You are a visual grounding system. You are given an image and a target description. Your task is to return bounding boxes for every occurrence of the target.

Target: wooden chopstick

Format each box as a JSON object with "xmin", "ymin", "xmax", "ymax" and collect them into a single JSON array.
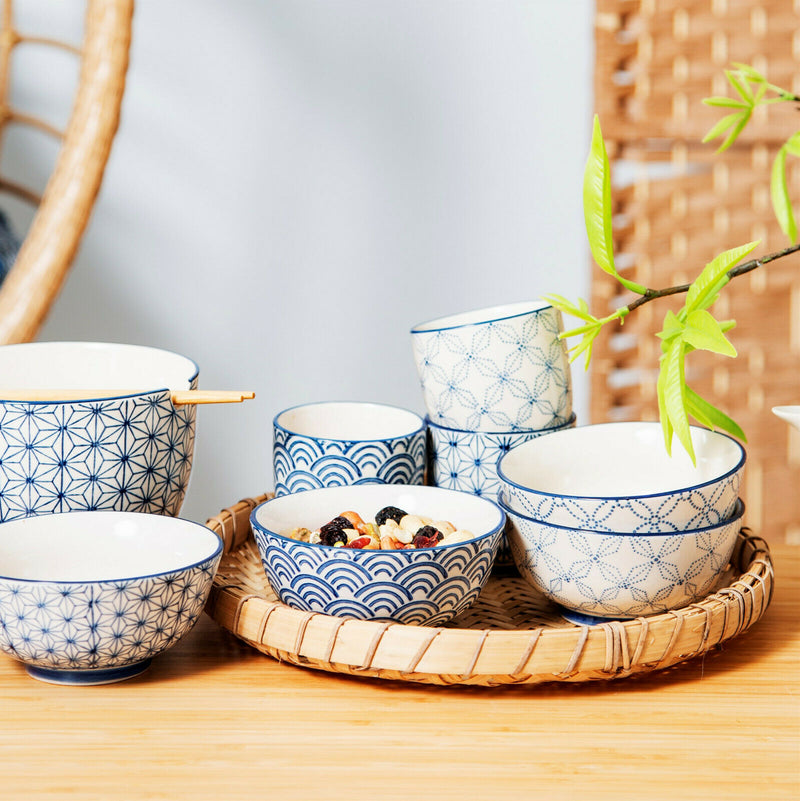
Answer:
[{"xmin": 0, "ymin": 390, "xmax": 255, "ymax": 405}]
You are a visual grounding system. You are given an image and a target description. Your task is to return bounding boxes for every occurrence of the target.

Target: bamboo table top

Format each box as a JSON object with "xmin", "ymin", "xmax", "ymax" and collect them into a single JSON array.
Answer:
[{"xmin": 2, "ymin": 544, "xmax": 798, "ymax": 801}]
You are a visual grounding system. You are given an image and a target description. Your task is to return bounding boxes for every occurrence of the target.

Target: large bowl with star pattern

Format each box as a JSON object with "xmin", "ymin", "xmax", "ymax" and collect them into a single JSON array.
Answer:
[
  {"xmin": 0, "ymin": 342, "xmax": 199, "ymax": 522},
  {"xmin": 0, "ymin": 510, "xmax": 222, "ymax": 684},
  {"xmin": 500, "ymin": 496, "xmax": 744, "ymax": 620},
  {"xmin": 410, "ymin": 301, "xmax": 572, "ymax": 433},
  {"xmin": 497, "ymin": 422, "xmax": 745, "ymax": 532}
]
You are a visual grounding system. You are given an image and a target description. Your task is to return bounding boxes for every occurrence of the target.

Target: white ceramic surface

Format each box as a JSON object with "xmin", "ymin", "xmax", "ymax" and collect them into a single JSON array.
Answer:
[
  {"xmin": 251, "ymin": 484, "xmax": 504, "ymax": 625},
  {"xmin": 0, "ymin": 511, "xmax": 222, "ymax": 684},
  {"xmin": 498, "ymin": 422, "xmax": 745, "ymax": 532},
  {"xmin": 410, "ymin": 301, "xmax": 572, "ymax": 433},
  {"xmin": 273, "ymin": 401, "xmax": 426, "ymax": 496},
  {"xmin": 502, "ymin": 497, "xmax": 744, "ymax": 620},
  {"xmin": 0, "ymin": 342, "xmax": 199, "ymax": 521}
]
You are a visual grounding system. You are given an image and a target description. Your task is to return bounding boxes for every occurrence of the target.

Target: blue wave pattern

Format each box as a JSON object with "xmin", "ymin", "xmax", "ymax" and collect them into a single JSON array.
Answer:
[
  {"xmin": 412, "ymin": 307, "xmax": 572, "ymax": 432},
  {"xmin": 0, "ymin": 383, "xmax": 197, "ymax": 523},
  {"xmin": 501, "ymin": 470, "xmax": 741, "ymax": 533},
  {"xmin": 0, "ymin": 556, "xmax": 219, "ymax": 671},
  {"xmin": 507, "ymin": 515, "xmax": 739, "ymax": 618},
  {"xmin": 254, "ymin": 527, "xmax": 502, "ymax": 625},
  {"xmin": 273, "ymin": 428, "xmax": 426, "ymax": 497}
]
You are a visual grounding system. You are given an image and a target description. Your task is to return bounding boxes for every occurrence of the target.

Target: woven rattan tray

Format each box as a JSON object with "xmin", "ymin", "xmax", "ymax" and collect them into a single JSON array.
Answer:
[{"xmin": 204, "ymin": 493, "xmax": 774, "ymax": 686}]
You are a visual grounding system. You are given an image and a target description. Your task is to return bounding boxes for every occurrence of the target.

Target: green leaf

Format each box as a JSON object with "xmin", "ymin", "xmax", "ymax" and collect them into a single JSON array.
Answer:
[
  {"xmin": 702, "ymin": 111, "xmax": 744, "ymax": 144},
  {"xmin": 686, "ymin": 241, "xmax": 760, "ymax": 312},
  {"xmin": 726, "ymin": 69, "xmax": 754, "ymax": 105},
  {"xmin": 785, "ymin": 132, "xmax": 800, "ymax": 158},
  {"xmin": 771, "ymin": 146, "xmax": 797, "ymax": 243},
  {"xmin": 685, "ymin": 386, "xmax": 747, "ymax": 441},
  {"xmin": 683, "ymin": 309, "xmax": 737, "ymax": 357},
  {"xmin": 702, "ymin": 96, "xmax": 749, "ymax": 109},
  {"xmin": 731, "ymin": 63, "xmax": 766, "ymax": 84},
  {"xmin": 660, "ymin": 338, "xmax": 694, "ymax": 463},
  {"xmin": 717, "ymin": 109, "xmax": 751, "ymax": 153},
  {"xmin": 542, "ymin": 293, "xmax": 596, "ymax": 322},
  {"xmin": 583, "ymin": 115, "xmax": 616, "ymax": 278},
  {"xmin": 566, "ymin": 325, "xmax": 601, "ymax": 370},
  {"xmin": 656, "ymin": 309, "xmax": 684, "ymax": 346},
  {"xmin": 656, "ymin": 354, "xmax": 673, "ymax": 455}
]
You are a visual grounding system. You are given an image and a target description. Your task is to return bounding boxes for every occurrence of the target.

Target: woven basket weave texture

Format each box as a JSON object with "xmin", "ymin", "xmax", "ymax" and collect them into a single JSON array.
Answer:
[{"xmin": 592, "ymin": 0, "xmax": 800, "ymax": 543}]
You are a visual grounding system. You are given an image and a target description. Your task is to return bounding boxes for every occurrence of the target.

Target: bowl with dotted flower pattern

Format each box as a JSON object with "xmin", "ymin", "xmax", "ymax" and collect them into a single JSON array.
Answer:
[
  {"xmin": 410, "ymin": 301, "xmax": 572, "ymax": 433},
  {"xmin": 0, "ymin": 511, "xmax": 222, "ymax": 684}
]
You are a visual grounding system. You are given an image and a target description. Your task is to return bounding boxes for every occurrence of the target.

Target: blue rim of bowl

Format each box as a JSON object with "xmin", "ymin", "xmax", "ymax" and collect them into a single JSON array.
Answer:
[
  {"xmin": 496, "ymin": 421, "xmax": 746, "ymax": 502},
  {"xmin": 0, "ymin": 512, "xmax": 222, "ymax": 584},
  {"xmin": 250, "ymin": 488, "xmax": 506, "ymax": 553},
  {"xmin": 410, "ymin": 300, "xmax": 554, "ymax": 335},
  {"xmin": 425, "ymin": 412, "xmax": 577, "ymax": 437},
  {"xmin": 497, "ymin": 495, "xmax": 746, "ymax": 537},
  {"xmin": 273, "ymin": 401, "xmax": 426, "ymax": 444},
  {"xmin": 0, "ymin": 341, "xmax": 200, "ymax": 405}
]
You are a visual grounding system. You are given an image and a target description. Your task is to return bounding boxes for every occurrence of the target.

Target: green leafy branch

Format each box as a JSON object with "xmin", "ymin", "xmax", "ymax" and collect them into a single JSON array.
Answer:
[{"xmin": 546, "ymin": 64, "xmax": 800, "ymax": 463}]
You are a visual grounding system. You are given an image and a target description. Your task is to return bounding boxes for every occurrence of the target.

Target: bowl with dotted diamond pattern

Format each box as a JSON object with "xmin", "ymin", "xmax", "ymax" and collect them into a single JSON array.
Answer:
[{"xmin": 0, "ymin": 511, "xmax": 222, "ymax": 684}]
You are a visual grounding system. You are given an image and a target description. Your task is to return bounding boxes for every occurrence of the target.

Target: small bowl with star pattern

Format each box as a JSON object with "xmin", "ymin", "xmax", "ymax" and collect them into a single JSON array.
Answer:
[
  {"xmin": 410, "ymin": 301, "xmax": 573, "ymax": 433},
  {"xmin": 497, "ymin": 421, "xmax": 745, "ymax": 533},
  {"xmin": 499, "ymin": 496, "xmax": 744, "ymax": 621},
  {"xmin": 0, "ymin": 510, "xmax": 222, "ymax": 684},
  {"xmin": 0, "ymin": 341, "xmax": 200, "ymax": 522}
]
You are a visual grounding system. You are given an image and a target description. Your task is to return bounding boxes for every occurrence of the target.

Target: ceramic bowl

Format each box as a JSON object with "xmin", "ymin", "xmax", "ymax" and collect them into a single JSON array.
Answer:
[
  {"xmin": 273, "ymin": 401, "xmax": 426, "ymax": 496},
  {"xmin": 0, "ymin": 342, "xmax": 199, "ymax": 522},
  {"xmin": 410, "ymin": 301, "xmax": 572, "ymax": 433},
  {"xmin": 501, "ymin": 497, "xmax": 744, "ymax": 620},
  {"xmin": 251, "ymin": 484, "xmax": 505, "ymax": 625},
  {"xmin": 0, "ymin": 511, "xmax": 222, "ymax": 684},
  {"xmin": 498, "ymin": 422, "xmax": 745, "ymax": 532}
]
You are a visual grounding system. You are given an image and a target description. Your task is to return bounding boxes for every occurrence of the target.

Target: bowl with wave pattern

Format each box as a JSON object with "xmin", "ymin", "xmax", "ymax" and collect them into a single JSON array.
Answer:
[
  {"xmin": 497, "ymin": 422, "xmax": 745, "ymax": 532},
  {"xmin": 273, "ymin": 402, "xmax": 426, "ymax": 496},
  {"xmin": 251, "ymin": 484, "xmax": 504, "ymax": 625}
]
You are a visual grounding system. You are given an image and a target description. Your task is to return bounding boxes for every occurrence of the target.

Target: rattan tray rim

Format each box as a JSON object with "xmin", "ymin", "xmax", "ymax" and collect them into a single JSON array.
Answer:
[{"xmin": 203, "ymin": 493, "xmax": 774, "ymax": 687}]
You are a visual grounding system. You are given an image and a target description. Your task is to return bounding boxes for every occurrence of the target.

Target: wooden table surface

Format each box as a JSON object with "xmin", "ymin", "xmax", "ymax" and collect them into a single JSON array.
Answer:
[{"xmin": 2, "ymin": 544, "xmax": 798, "ymax": 801}]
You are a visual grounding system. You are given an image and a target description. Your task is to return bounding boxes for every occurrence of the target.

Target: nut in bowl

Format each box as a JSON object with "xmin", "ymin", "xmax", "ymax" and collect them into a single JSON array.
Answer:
[
  {"xmin": 250, "ymin": 484, "xmax": 505, "ymax": 625},
  {"xmin": 500, "ymin": 496, "xmax": 745, "ymax": 621},
  {"xmin": 0, "ymin": 511, "xmax": 223, "ymax": 684},
  {"xmin": 0, "ymin": 341, "xmax": 200, "ymax": 521},
  {"xmin": 498, "ymin": 421, "xmax": 745, "ymax": 532}
]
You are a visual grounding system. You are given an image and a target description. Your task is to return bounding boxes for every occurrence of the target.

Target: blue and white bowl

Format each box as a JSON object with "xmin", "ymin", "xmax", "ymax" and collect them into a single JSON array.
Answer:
[
  {"xmin": 498, "ymin": 422, "xmax": 745, "ymax": 532},
  {"xmin": 0, "ymin": 342, "xmax": 199, "ymax": 522},
  {"xmin": 0, "ymin": 511, "xmax": 222, "ymax": 684},
  {"xmin": 410, "ymin": 301, "xmax": 572, "ymax": 433},
  {"xmin": 501, "ymin": 497, "xmax": 744, "ymax": 620},
  {"xmin": 251, "ymin": 484, "xmax": 505, "ymax": 625},
  {"xmin": 273, "ymin": 401, "xmax": 426, "ymax": 496}
]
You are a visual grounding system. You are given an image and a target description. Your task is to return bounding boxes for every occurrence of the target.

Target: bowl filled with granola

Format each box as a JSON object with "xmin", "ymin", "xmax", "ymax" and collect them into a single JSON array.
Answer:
[{"xmin": 250, "ymin": 484, "xmax": 505, "ymax": 625}]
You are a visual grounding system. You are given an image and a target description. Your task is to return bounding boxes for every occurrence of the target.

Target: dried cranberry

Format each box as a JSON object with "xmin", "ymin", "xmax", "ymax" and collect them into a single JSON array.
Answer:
[{"xmin": 412, "ymin": 525, "xmax": 444, "ymax": 549}]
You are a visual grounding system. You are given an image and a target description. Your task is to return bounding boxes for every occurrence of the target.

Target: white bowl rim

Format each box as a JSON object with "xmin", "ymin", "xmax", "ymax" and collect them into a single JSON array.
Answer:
[
  {"xmin": 498, "ymin": 495, "xmax": 746, "ymax": 537},
  {"xmin": 0, "ymin": 511, "xmax": 222, "ymax": 584},
  {"xmin": 496, "ymin": 421, "xmax": 746, "ymax": 501},
  {"xmin": 273, "ymin": 401, "xmax": 425, "ymax": 442},
  {"xmin": 251, "ymin": 485, "xmax": 505, "ymax": 552},
  {"xmin": 0, "ymin": 341, "xmax": 200, "ymax": 404},
  {"xmin": 425, "ymin": 412, "xmax": 577, "ymax": 437},
  {"xmin": 410, "ymin": 300, "xmax": 553, "ymax": 335}
]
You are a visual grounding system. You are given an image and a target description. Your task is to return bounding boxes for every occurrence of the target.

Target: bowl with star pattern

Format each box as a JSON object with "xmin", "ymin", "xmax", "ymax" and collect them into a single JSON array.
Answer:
[
  {"xmin": 500, "ymin": 496, "xmax": 744, "ymax": 620},
  {"xmin": 0, "ymin": 342, "xmax": 200, "ymax": 522},
  {"xmin": 497, "ymin": 422, "xmax": 745, "ymax": 532},
  {"xmin": 0, "ymin": 510, "xmax": 222, "ymax": 684},
  {"xmin": 410, "ymin": 301, "xmax": 573, "ymax": 433}
]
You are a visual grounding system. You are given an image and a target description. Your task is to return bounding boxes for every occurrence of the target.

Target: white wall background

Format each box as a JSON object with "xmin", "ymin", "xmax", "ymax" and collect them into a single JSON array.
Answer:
[{"xmin": 19, "ymin": 1, "xmax": 594, "ymax": 522}]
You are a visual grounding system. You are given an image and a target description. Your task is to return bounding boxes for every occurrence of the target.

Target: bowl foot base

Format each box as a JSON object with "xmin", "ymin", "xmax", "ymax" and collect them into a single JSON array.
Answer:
[
  {"xmin": 558, "ymin": 608, "xmax": 628, "ymax": 626},
  {"xmin": 25, "ymin": 659, "xmax": 153, "ymax": 686}
]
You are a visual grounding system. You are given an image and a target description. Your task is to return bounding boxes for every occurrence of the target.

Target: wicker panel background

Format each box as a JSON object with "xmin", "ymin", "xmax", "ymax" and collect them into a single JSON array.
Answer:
[{"xmin": 591, "ymin": 0, "xmax": 800, "ymax": 543}]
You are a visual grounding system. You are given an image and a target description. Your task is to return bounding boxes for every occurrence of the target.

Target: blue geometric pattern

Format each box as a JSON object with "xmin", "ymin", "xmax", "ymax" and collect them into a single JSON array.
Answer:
[
  {"xmin": 500, "ymin": 468, "xmax": 742, "ymax": 533},
  {"xmin": 504, "ymin": 502, "xmax": 742, "ymax": 619},
  {"xmin": 273, "ymin": 426, "xmax": 426, "ymax": 497},
  {"xmin": 252, "ymin": 519, "xmax": 503, "ymax": 626},
  {"xmin": 0, "ymin": 555, "xmax": 220, "ymax": 677},
  {"xmin": 0, "ymin": 386, "xmax": 197, "ymax": 522},
  {"xmin": 411, "ymin": 305, "xmax": 572, "ymax": 432}
]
